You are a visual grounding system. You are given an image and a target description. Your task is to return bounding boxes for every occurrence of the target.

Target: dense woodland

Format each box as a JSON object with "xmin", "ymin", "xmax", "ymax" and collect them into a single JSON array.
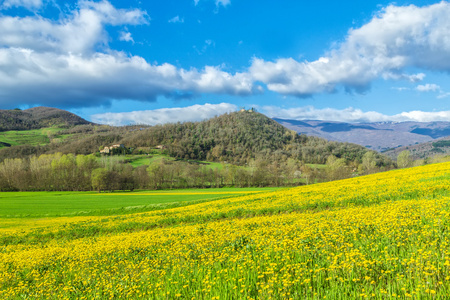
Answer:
[
  {"xmin": 121, "ymin": 110, "xmax": 392, "ymax": 165},
  {"xmin": 0, "ymin": 108, "xmax": 398, "ymax": 191}
]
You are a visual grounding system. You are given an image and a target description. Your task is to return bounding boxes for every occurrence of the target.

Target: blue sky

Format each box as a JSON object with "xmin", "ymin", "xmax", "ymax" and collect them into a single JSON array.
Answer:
[{"xmin": 2, "ymin": 0, "xmax": 450, "ymax": 125}]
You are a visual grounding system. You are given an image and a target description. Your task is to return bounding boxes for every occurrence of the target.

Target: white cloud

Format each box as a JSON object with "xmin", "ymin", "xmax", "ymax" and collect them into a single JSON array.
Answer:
[
  {"xmin": 0, "ymin": 49, "xmax": 256, "ymax": 107},
  {"xmin": 383, "ymin": 72, "xmax": 425, "ymax": 82},
  {"xmin": 168, "ymin": 15, "xmax": 184, "ymax": 23},
  {"xmin": 78, "ymin": 0, "xmax": 149, "ymax": 26},
  {"xmin": 93, "ymin": 103, "xmax": 450, "ymax": 125},
  {"xmin": 437, "ymin": 92, "xmax": 450, "ymax": 99},
  {"xmin": 263, "ymin": 106, "xmax": 450, "ymax": 123},
  {"xmin": 391, "ymin": 87, "xmax": 410, "ymax": 91},
  {"xmin": 416, "ymin": 83, "xmax": 440, "ymax": 92},
  {"xmin": 0, "ymin": 1, "xmax": 255, "ymax": 108},
  {"xmin": 2, "ymin": 0, "xmax": 42, "ymax": 10},
  {"xmin": 0, "ymin": 1, "xmax": 148, "ymax": 54},
  {"xmin": 91, "ymin": 103, "xmax": 238, "ymax": 126},
  {"xmin": 250, "ymin": 2, "xmax": 450, "ymax": 96},
  {"xmin": 215, "ymin": 0, "xmax": 230, "ymax": 7},
  {"xmin": 119, "ymin": 31, "xmax": 134, "ymax": 43},
  {"xmin": 5, "ymin": 0, "xmax": 450, "ymax": 109},
  {"xmin": 407, "ymin": 73, "xmax": 426, "ymax": 82}
]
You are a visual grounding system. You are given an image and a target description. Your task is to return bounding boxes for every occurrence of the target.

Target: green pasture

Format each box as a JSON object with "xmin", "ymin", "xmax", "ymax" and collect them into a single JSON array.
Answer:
[
  {"xmin": 0, "ymin": 187, "xmax": 280, "ymax": 218},
  {"xmin": 0, "ymin": 127, "xmax": 67, "ymax": 148},
  {"xmin": 128, "ymin": 154, "xmax": 226, "ymax": 170},
  {"xmin": 127, "ymin": 154, "xmax": 175, "ymax": 167},
  {"xmin": 306, "ymin": 163, "xmax": 327, "ymax": 169}
]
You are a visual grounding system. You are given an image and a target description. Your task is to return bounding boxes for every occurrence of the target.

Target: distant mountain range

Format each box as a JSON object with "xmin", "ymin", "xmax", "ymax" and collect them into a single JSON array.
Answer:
[
  {"xmin": 273, "ymin": 118, "xmax": 450, "ymax": 152},
  {"xmin": 380, "ymin": 137, "xmax": 450, "ymax": 160}
]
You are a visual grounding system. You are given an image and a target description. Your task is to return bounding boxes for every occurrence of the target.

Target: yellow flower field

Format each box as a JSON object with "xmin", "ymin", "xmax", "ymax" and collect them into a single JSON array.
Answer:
[{"xmin": 2, "ymin": 162, "xmax": 450, "ymax": 299}]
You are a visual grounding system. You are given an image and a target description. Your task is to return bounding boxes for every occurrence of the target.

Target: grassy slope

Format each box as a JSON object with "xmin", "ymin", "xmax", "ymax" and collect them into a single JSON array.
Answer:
[
  {"xmin": 2, "ymin": 163, "xmax": 450, "ymax": 299},
  {"xmin": 0, "ymin": 127, "xmax": 69, "ymax": 148},
  {"xmin": 127, "ymin": 153, "xmax": 176, "ymax": 167},
  {"xmin": 127, "ymin": 153, "xmax": 254, "ymax": 171}
]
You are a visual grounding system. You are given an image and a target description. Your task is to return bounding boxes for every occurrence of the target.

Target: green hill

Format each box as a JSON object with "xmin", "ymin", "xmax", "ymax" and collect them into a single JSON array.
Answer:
[
  {"xmin": 0, "ymin": 106, "xmax": 92, "ymax": 132},
  {"xmin": 0, "ymin": 109, "xmax": 397, "ymax": 191},
  {"xmin": 121, "ymin": 110, "xmax": 391, "ymax": 166},
  {"xmin": 0, "ymin": 109, "xmax": 392, "ymax": 168}
]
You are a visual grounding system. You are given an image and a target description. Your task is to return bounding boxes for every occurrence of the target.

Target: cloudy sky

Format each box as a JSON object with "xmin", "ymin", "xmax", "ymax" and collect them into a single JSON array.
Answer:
[{"xmin": 2, "ymin": 0, "xmax": 450, "ymax": 125}]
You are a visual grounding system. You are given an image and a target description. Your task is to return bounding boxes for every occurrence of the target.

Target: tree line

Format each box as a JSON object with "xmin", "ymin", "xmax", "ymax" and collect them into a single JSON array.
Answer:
[
  {"xmin": 0, "ymin": 153, "xmax": 310, "ymax": 192},
  {"xmin": 0, "ymin": 149, "xmax": 401, "ymax": 192}
]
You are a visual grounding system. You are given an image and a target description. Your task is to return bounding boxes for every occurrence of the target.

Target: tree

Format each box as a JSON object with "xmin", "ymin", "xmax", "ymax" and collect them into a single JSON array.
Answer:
[
  {"xmin": 326, "ymin": 155, "xmax": 350, "ymax": 181},
  {"xmin": 29, "ymin": 154, "xmax": 55, "ymax": 191},
  {"xmin": 361, "ymin": 152, "xmax": 377, "ymax": 174},
  {"xmin": 397, "ymin": 150, "xmax": 412, "ymax": 168},
  {"xmin": 91, "ymin": 168, "xmax": 109, "ymax": 192},
  {"xmin": 76, "ymin": 154, "xmax": 99, "ymax": 190},
  {"xmin": 0, "ymin": 158, "xmax": 30, "ymax": 191},
  {"xmin": 51, "ymin": 153, "xmax": 77, "ymax": 190}
]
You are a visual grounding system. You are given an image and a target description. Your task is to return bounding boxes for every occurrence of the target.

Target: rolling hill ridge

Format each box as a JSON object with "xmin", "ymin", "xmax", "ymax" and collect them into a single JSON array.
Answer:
[
  {"xmin": 0, "ymin": 107, "xmax": 92, "ymax": 132},
  {"xmin": 0, "ymin": 108, "xmax": 391, "ymax": 167}
]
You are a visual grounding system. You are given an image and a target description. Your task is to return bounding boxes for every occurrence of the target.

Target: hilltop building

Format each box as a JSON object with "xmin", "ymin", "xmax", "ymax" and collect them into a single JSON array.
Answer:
[{"xmin": 100, "ymin": 144, "xmax": 125, "ymax": 154}]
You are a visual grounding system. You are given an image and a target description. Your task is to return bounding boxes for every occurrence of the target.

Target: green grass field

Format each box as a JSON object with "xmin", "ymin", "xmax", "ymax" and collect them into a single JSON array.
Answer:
[
  {"xmin": 0, "ymin": 187, "xmax": 281, "ymax": 218},
  {"xmin": 3, "ymin": 163, "xmax": 450, "ymax": 298},
  {"xmin": 0, "ymin": 127, "xmax": 67, "ymax": 148}
]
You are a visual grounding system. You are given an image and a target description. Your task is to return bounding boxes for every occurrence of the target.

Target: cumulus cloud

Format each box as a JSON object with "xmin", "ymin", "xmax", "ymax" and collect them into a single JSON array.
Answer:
[
  {"xmin": 119, "ymin": 31, "xmax": 134, "ymax": 43},
  {"xmin": 2, "ymin": 0, "xmax": 42, "ymax": 10},
  {"xmin": 263, "ymin": 106, "xmax": 450, "ymax": 123},
  {"xmin": 168, "ymin": 15, "xmax": 184, "ymax": 23},
  {"xmin": 0, "ymin": 48, "xmax": 256, "ymax": 107},
  {"xmin": 0, "ymin": 0, "xmax": 255, "ymax": 108},
  {"xmin": 91, "ymin": 103, "xmax": 238, "ymax": 126},
  {"xmin": 4, "ymin": 0, "xmax": 450, "ymax": 109},
  {"xmin": 0, "ymin": 1, "xmax": 148, "ymax": 54},
  {"xmin": 250, "ymin": 2, "xmax": 450, "ymax": 96},
  {"xmin": 416, "ymin": 83, "xmax": 441, "ymax": 92}
]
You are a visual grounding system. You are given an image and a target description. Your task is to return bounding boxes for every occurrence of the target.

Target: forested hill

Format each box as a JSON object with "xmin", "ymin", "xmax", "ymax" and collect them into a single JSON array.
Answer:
[
  {"xmin": 0, "ymin": 109, "xmax": 393, "ymax": 167},
  {"xmin": 0, "ymin": 107, "xmax": 91, "ymax": 131},
  {"xmin": 121, "ymin": 110, "xmax": 391, "ymax": 165}
]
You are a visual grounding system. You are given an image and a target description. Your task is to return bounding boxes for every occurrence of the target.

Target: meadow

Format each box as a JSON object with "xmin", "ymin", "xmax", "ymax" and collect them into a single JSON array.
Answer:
[
  {"xmin": 127, "ymin": 154, "xmax": 225, "ymax": 170},
  {"xmin": 0, "ymin": 127, "xmax": 67, "ymax": 148},
  {"xmin": 2, "ymin": 162, "xmax": 450, "ymax": 299},
  {"xmin": 0, "ymin": 188, "xmax": 279, "ymax": 232}
]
